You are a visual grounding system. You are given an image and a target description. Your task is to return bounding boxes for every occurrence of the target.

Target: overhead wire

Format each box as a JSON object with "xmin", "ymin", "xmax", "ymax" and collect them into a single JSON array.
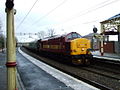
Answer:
[
  {"xmin": 16, "ymin": 0, "xmax": 120, "ymax": 41},
  {"xmin": 16, "ymin": 0, "xmax": 120, "ymax": 33},
  {"xmin": 63, "ymin": 0, "xmax": 120, "ymax": 23},
  {"xmin": 53, "ymin": 0, "xmax": 120, "ymax": 31},
  {"xmin": 16, "ymin": 0, "xmax": 67, "ymax": 36},
  {"xmin": 32, "ymin": 0, "xmax": 67, "ymax": 26},
  {"xmin": 16, "ymin": 0, "xmax": 39, "ymax": 29},
  {"xmin": 30, "ymin": 0, "xmax": 120, "ymax": 29}
]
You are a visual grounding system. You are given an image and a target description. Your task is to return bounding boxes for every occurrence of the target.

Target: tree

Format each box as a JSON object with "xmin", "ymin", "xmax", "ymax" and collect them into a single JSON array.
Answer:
[
  {"xmin": 0, "ymin": 20, "xmax": 2, "ymax": 35},
  {"xmin": 38, "ymin": 31, "xmax": 46, "ymax": 39},
  {"xmin": 15, "ymin": 37, "xmax": 18, "ymax": 47},
  {"xmin": 0, "ymin": 19, "xmax": 4, "ymax": 49},
  {"xmin": 47, "ymin": 28, "xmax": 56, "ymax": 37},
  {"xmin": 0, "ymin": 20, "xmax": 2, "ymax": 32},
  {"xmin": 0, "ymin": 35, "xmax": 4, "ymax": 50}
]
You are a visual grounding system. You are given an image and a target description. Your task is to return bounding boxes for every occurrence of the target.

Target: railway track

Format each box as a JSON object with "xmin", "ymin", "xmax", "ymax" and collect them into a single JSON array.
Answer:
[
  {"xmin": 85, "ymin": 65, "xmax": 120, "ymax": 80},
  {"xmin": 20, "ymin": 47, "xmax": 120, "ymax": 90}
]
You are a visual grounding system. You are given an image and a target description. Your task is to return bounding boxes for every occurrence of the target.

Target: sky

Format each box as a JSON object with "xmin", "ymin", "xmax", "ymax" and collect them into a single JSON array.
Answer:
[{"xmin": 0, "ymin": 0, "xmax": 120, "ymax": 42}]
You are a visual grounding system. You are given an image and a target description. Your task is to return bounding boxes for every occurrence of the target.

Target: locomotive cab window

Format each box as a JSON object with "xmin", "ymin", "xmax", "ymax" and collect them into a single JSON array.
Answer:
[
  {"xmin": 72, "ymin": 33, "xmax": 79, "ymax": 39},
  {"xmin": 77, "ymin": 34, "xmax": 82, "ymax": 38},
  {"xmin": 66, "ymin": 34, "xmax": 72, "ymax": 40},
  {"xmin": 66, "ymin": 32, "xmax": 82, "ymax": 41},
  {"xmin": 72, "ymin": 33, "xmax": 82, "ymax": 38}
]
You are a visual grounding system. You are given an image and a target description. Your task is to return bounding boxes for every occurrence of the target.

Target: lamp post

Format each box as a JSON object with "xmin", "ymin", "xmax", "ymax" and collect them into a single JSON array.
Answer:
[
  {"xmin": 93, "ymin": 26, "xmax": 98, "ymax": 49},
  {"xmin": 5, "ymin": 0, "xmax": 17, "ymax": 90},
  {"xmin": 93, "ymin": 26, "xmax": 104, "ymax": 56}
]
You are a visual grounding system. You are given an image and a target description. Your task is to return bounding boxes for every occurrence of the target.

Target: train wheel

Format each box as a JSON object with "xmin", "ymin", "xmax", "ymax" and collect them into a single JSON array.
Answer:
[
  {"xmin": 85, "ymin": 59, "xmax": 90, "ymax": 65},
  {"xmin": 71, "ymin": 59, "xmax": 83, "ymax": 65}
]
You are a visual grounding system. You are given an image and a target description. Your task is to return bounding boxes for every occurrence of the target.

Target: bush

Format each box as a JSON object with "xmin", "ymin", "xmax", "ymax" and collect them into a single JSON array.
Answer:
[{"xmin": 0, "ymin": 35, "xmax": 4, "ymax": 49}]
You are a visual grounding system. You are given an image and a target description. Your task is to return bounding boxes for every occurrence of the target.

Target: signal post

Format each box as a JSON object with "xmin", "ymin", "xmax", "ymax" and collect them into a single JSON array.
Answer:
[{"xmin": 5, "ymin": 0, "xmax": 17, "ymax": 90}]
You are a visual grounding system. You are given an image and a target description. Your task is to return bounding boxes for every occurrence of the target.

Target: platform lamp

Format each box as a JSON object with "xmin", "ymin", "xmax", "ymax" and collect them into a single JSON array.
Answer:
[
  {"xmin": 93, "ymin": 26, "xmax": 104, "ymax": 56},
  {"xmin": 93, "ymin": 26, "xmax": 98, "ymax": 33},
  {"xmin": 92, "ymin": 26, "xmax": 98, "ymax": 49}
]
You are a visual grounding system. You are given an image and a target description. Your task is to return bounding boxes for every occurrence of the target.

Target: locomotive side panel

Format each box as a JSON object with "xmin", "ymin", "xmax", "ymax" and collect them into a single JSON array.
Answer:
[{"xmin": 39, "ymin": 36, "xmax": 66, "ymax": 54}]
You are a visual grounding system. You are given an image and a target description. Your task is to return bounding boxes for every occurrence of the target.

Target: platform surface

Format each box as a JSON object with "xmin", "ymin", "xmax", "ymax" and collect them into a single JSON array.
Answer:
[
  {"xmin": 92, "ymin": 51, "xmax": 120, "ymax": 61},
  {"xmin": 0, "ymin": 48, "xmax": 100, "ymax": 90},
  {"xmin": 18, "ymin": 48, "xmax": 99, "ymax": 90},
  {"xmin": 0, "ymin": 51, "xmax": 7, "ymax": 90}
]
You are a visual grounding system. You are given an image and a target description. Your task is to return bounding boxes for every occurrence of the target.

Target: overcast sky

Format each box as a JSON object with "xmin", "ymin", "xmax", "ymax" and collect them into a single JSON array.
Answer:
[{"xmin": 0, "ymin": 0, "xmax": 120, "ymax": 42}]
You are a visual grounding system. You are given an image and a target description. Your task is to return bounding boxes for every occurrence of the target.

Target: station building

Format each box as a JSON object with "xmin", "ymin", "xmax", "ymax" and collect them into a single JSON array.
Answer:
[
  {"xmin": 100, "ymin": 13, "xmax": 120, "ymax": 54},
  {"xmin": 83, "ymin": 13, "xmax": 120, "ymax": 54}
]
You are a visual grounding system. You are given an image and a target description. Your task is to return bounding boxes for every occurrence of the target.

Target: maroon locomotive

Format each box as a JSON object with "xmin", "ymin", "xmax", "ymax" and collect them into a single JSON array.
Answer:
[{"xmin": 37, "ymin": 32, "xmax": 92, "ymax": 65}]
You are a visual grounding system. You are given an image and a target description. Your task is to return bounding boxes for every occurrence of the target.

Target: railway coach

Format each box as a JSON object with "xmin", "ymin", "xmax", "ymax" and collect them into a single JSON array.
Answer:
[{"xmin": 37, "ymin": 32, "xmax": 93, "ymax": 65}]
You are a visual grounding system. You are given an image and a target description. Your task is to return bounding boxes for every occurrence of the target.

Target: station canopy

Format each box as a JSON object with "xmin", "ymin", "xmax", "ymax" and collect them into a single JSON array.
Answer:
[
  {"xmin": 100, "ymin": 13, "xmax": 120, "ymax": 35},
  {"xmin": 108, "ymin": 13, "xmax": 120, "ymax": 20}
]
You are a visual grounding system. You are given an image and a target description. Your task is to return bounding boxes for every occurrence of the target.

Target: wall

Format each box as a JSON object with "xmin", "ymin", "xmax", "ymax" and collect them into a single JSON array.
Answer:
[{"xmin": 103, "ymin": 41, "xmax": 114, "ymax": 53}]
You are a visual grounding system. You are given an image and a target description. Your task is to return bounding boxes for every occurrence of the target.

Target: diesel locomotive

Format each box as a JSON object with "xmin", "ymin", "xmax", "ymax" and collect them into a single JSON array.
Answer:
[{"xmin": 35, "ymin": 32, "xmax": 93, "ymax": 65}]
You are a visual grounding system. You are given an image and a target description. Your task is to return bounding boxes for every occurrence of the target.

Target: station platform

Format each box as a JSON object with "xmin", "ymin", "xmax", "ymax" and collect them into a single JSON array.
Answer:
[
  {"xmin": 0, "ymin": 48, "xmax": 99, "ymax": 90},
  {"xmin": 92, "ymin": 51, "xmax": 120, "ymax": 61},
  {"xmin": 0, "ymin": 50, "xmax": 7, "ymax": 90},
  {"xmin": 18, "ymin": 48, "xmax": 99, "ymax": 90}
]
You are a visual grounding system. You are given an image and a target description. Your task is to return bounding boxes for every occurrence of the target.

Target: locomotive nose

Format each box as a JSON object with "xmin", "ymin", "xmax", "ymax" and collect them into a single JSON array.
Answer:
[{"xmin": 70, "ymin": 38, "xmax": 91, "ymax": 55}]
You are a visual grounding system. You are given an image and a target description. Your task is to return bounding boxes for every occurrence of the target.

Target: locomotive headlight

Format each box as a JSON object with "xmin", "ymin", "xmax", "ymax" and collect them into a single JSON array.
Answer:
[{"xmin": 81, "ymin": 48, "xmax": 85, "ymax": 51}]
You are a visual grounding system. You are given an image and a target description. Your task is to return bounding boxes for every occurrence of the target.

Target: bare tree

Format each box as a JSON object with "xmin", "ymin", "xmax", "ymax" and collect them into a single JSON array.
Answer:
[
  {"xmin": 0, "ymin": 33, "xmax": 4, "ymax": 52},
  {"xmin": 0, "ymin": 19, "xmax": 4, "ymax": 50},
  {"xmin": 0, "ymin": 20, "xmax": 2, "ymax": 35},
  {"xmin": 38, "ymin": 31, "xmax": 46, "ymax": 39},
  {"xmin": 47, "ymin": 28, "xmax": 56, "ymax": 37}
]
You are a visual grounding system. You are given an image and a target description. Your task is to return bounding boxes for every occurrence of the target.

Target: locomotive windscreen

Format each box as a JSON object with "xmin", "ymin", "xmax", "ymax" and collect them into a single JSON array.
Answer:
[{"xmin": 66, "ymin": 32, "xmax": 82, "ymax": 40}]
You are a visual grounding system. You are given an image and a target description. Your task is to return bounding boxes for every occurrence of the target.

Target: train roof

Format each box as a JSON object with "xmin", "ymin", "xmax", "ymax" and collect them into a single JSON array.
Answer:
[{"xmin": 41, "ymin": 32, "xmax": 82, "ymax": 41}]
